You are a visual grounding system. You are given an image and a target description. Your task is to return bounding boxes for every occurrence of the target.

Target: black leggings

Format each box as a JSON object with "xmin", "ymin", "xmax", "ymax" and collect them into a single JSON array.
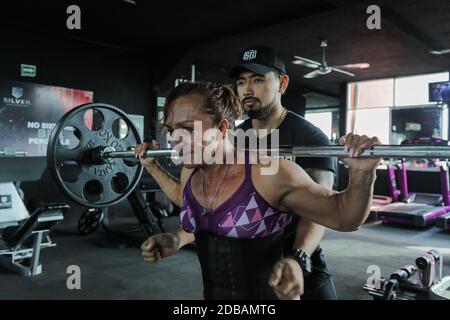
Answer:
[
  {"xmin": 283, "ymin": 233, "xmax": 337, "ymax": 300},
  {"xmin": 302, "ymin": 247, "xmax": 337, "ymax": 300}
]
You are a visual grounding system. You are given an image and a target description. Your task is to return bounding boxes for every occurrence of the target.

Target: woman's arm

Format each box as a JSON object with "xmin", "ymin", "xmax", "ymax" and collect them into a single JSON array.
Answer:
[
  {"xmin": 291, "ymin": 169, "xmax": 334, "ymax": 254},
  {"xmin": 144, "ymin": 162, "xmax": 184, "ymax": 206},
  {"xmin": 136, "ymin": 142, "xmax": 193, "ymax": 207},
  {"xmin": 274, "ymin": 134, "xmax": 380, "ymax": 232},
  {"xmin": 278, "ymin": 164, "xmax": 376, "ymax": 231}
]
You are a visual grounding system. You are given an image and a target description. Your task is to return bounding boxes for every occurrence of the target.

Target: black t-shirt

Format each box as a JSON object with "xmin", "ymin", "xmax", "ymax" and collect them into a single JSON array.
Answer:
[
  {"xmin": 238, "ymin": 110, "xmax": 336, "ymax": 248},
  {"xmin": 238, "ymin": 110, "xmax": 336, "ymax": 173}
]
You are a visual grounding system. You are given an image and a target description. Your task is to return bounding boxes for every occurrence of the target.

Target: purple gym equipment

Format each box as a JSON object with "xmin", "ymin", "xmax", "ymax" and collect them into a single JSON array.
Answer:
[
  {"xmin": 374, "ymin": 162, "xmax": 450, "ymax": 227},
  {"xmin": 397, "ymin": 160, "xmax": 443, "ymax": 206}
]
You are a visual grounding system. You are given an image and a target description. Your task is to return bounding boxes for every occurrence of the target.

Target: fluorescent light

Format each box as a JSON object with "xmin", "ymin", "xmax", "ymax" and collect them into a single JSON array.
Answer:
[{"xmin": 430, "ymin": 49, "xmax": 450, "ymax": 55}]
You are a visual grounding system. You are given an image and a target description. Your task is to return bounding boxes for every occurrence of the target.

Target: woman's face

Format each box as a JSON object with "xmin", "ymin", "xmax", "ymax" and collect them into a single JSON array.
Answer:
[{"xmin": 164, "ymin": 94, "xmax": 222, "ymax": 168}]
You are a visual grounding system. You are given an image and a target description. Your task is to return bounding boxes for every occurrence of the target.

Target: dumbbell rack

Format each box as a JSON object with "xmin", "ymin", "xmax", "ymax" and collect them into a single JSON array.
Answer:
[
  {"xmin": 363, "ymin": 250, "xmax": 447, "ymax": 300},
  {"xmin": 364, "ymin": 278, "xmax": 429, "ymax": 300}
]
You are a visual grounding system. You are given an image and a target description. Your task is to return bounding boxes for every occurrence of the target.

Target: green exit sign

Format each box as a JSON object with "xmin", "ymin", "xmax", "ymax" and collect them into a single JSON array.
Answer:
[
  {"xmin": 21, "ymin": 64, "xmax": 36, "ymax": 77},
  {"xmin": 157, "ymin": 97, "xmax": 166, "ymax": 108}
]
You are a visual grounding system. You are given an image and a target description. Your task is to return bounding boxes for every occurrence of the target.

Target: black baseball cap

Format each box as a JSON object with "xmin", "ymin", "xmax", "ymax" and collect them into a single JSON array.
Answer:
[{"xmin": 228, "ymin": 45, "xmax": 286, "ymax": 78}]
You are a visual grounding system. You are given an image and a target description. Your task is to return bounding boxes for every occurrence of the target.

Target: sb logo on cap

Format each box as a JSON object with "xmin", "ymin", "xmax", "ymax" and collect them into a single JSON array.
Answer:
[{"xmin": 242, "ymin": 50, "xmax": 257, "ymax": 61}]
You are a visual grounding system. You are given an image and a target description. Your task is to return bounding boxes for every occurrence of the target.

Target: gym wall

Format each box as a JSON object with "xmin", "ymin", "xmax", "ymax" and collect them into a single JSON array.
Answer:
[
  {"xmin": 0, "ymin": 24, "xmax": 184, "ymax": 227},
  {"xmin": 0, "ymin": 25, "xmax": 155, "ymax": 122}
]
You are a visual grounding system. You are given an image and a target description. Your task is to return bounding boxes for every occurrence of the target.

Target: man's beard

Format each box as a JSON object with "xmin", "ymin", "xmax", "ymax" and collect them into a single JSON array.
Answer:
[{"xmin": 246, "ymin": 104, "xmax": 275, "ymax": 120}]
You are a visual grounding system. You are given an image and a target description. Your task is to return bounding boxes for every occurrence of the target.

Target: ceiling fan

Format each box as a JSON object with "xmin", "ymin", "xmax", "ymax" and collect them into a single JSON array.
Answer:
[{"xmin": 292, "ymin": 40, "xmax": 370, "ymax": 79}]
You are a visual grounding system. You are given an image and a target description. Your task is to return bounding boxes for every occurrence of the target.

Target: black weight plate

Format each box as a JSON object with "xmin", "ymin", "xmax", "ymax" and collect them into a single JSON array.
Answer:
[{"xmin": 47, "ymin": 103, "xmax": 144, "ymax": 208}]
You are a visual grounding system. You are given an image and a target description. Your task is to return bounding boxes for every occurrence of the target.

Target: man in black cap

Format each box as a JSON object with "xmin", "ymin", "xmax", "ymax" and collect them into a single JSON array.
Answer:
[{"xmin": 230, "ymin": 45, "xmax": 338, "ymax": 300}]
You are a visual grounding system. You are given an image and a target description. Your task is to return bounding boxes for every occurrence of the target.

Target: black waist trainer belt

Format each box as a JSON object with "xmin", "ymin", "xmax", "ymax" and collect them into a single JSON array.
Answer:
[{"xmin": 194, "ymin": 231, "xmax": 284, "ymax": 300}]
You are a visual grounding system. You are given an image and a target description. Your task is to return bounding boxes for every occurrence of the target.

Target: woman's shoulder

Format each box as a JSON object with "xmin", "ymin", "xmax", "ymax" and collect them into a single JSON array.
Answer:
[
  {"xmin": 250, "ymin": 157, "xmax": 307, "ymax": 208},
  {"xmin": 251, "ymin": 156, "xmax": 303, "ymax": 183}
]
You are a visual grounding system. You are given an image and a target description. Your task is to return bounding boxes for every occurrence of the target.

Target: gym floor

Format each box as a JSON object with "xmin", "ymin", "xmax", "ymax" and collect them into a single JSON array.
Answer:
[{"xmin": 1, "ymin": 219, "xmax": 448, "ymax": 300}]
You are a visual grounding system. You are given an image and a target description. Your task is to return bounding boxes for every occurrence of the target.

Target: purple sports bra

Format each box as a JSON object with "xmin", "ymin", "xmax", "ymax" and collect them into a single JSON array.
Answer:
[{"xmin": 180, "ymin": 152, "xmax": 292, "ymax": 239}]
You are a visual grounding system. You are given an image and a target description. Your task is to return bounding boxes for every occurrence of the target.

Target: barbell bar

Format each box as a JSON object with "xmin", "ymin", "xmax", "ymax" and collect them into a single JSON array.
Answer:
[
  {"xmin": 47, "ymin": 102, "xmax": 450, "ymax": 208},
  {"xmin": 100, "ymin": 145, "xmax": 450, "ymax": 162}
]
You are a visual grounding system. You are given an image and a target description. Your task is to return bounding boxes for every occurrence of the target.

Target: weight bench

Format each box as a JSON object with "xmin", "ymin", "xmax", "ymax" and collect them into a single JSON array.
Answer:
[{"xmin": 0, "ymin": 203, "xmax": 69, "ymax": 276}]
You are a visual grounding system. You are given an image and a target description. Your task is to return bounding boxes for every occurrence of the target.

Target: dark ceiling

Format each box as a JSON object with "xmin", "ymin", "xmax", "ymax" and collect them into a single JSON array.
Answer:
[
  {"xmin": 163, "ymin": 0, "xmax": 450, "ymax": 96},
  {"xmin": 1, "ymin": 0, "xmax": 337, "ymax": 48},
  {"xmin": 3, "ymin": 0, "xmax": 450, "ymax": 99}
]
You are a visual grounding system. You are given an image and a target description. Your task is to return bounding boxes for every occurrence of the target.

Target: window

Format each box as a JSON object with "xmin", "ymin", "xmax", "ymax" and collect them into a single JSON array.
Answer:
[
  {"xmin": 391, "ymin": 106, "xmax": 448, "ymax": 144},
  {"xmin": 305, "ymin": 112, "xmax": 332, "ymax": 139},
  {"xmin": 305, "ymin": 109, "xmax": 340, "ymax": 142},
  {"xmin": 346, "ymin": 71, "xmax": 449, "ymax": 144},
  {"xmin": 346, "ymin": 108, "xmax": 390, "ymax": 144},
  {"xmin": 347, "ymin": 78, "xmax": 394, "ymax": 109},
  {"xmin": 394, "ymin": 72, "xmax": 449, "ymax": 107}
]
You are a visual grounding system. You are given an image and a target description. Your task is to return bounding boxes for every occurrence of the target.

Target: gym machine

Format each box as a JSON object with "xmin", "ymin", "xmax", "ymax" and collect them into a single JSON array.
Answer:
[
  {"xmin": 363, "ymin": 249, "xmax": 449, "ymax": 300},
  {"xmin": 0, "ymin": 151, "xmax": 68, "ymax": 276}
]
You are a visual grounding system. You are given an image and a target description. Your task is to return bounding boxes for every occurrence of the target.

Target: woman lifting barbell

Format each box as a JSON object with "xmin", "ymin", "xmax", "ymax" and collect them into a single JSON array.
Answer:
[{"xmin": 136, "ymin": 82, "xmax": 381, "ymax": 300}]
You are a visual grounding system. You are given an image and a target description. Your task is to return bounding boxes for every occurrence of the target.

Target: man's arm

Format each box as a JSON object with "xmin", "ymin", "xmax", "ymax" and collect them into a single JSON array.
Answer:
[{"xmin": 292, "ymin": 169, "xmax": 334, "ymax": 255}]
